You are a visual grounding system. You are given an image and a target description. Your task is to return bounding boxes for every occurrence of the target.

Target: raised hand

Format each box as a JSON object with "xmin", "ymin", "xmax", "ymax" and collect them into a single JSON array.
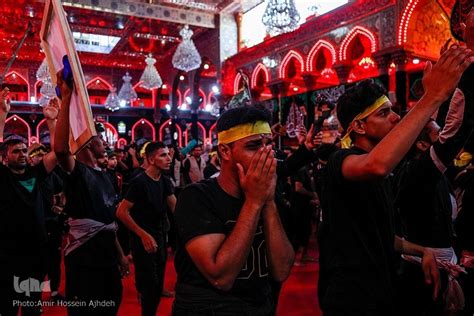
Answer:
[
  {"xmin": 304, "ymin": 124, "xmax": 324, "ymax": 150},
  {"xmin": 236, "ymin": 144, "xmax": 277, "ymax": 205},
  {"xmin": 43, "ymin": 97, "xmax": 60, "ymax": 120},
  {"xmin": 296, "ymin": 124, "xmax": 307, "ymax": 145},
  {"xmin": 0, "ymin": 87, "xmax": 11, "ymax": 113},
  {"xmin": 422, "ymin": 46, "xmax": 474, "ymax": 102}
]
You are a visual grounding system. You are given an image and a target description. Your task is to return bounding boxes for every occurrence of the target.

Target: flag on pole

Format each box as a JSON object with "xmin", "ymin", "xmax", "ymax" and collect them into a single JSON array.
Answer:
[{"xmin": 228, "ymin": 71, "xmax": 252, "ymax": 109}]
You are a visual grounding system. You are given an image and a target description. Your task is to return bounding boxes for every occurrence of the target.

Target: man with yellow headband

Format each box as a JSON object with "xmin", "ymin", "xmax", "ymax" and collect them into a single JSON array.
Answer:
[
  {"xmin": 317, "ymin": 45, "xmax": 474, "ymax": 316},
  {"xmin": 173, "ymin": 107, "xmax": 294, "ymax": 315}
]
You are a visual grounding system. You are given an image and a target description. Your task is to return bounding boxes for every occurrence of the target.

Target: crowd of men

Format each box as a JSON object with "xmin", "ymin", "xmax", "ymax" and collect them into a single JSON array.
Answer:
[{"xmin": 1, "ymin": 8, "xmax": 474, "ymax": 316}]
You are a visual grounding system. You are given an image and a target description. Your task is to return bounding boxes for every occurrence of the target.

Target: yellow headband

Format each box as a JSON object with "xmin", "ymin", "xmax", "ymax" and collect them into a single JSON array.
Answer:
[
  {"xmin": 29, "ymin": 149, "xmax": 46, "ymax": 158},
  {"xmin": 218, "ymin": 121, "xmax": 271, "ymax": 145},
  {"xmin": 454, "ymin": 152, "xmax": 473, "ymax": 168},
  {"xmin": 340, "ymin": 95, "xmax": 390, "ymax": 149}
]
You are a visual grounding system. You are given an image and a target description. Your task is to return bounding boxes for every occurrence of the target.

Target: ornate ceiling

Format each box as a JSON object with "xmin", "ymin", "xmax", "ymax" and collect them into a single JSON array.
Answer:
[{"xmin": 0, "ymin": 0, "xmax": 251, "ymax": 70}]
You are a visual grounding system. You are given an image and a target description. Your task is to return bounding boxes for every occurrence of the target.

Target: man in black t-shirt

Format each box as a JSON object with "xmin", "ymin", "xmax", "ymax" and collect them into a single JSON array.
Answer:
[
  {"xmin": 54, "ymin": 73, "xmax": 129, "ymax": 316},
  {"xmin": 0, "ymin": 89, "xmax": 60, "ymax": 315},
  {"xmin": 173, "ymin": 107, "xmax": 294, "ymax": 315},
  {"xmin": 319, "ymin": 46, "xmax": 474, "ymax": 316},
  {"xmin": 117, "ymin": 141, "xmax": 177, "ymax": 316}
]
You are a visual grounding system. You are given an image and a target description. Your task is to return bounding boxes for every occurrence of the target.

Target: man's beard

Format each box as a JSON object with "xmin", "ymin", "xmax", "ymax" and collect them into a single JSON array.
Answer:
[{"xmin": 8, "ymin": 161, "xmax": 27, "ymax": 171}]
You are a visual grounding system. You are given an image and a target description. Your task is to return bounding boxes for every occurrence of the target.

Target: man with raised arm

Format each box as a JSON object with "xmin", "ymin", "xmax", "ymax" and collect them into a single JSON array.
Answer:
[
  {"xmin": 0, "ymin": 88, "xmax": 59, "ymax": 315},
  {"xmin": 318, "ymin": 45, "xmax": 474, "ymax": 316},
  {"xmin": 54, "ymin": 73, "xmax": 128, "ymax": 316}
]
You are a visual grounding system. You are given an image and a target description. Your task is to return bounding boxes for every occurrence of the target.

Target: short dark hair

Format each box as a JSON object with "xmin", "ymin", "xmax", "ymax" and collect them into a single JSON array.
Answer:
[
  {"xmin": 336, "ymin": 79, "xmax": 386, "ymax": 132},
  {"xmin": 145, "ymin": 141, "xmax": 166, "ymax": 159},
  {"xmin": 217, "ymin": 106, "xmax": 271, "ymax": 133},
  {"xmin": 1, "ymin": 139, "xmax": 26, "ymax": 158}
]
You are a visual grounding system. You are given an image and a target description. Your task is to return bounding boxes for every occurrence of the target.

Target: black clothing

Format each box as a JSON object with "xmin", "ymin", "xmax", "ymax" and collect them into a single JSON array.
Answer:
[
  {"xmin": 126, "ymin": 172, "xmax": 173, "ymax": 237},
  {"xmin": 318, "ymin": 148, "xmax": 397, "ymax": 314},
  {"xmin": 63, "ymin": 161, "xmax": 122, "ymax": 315},
  {"xmin": 64, "ymin": 161, "xmax": 120, "ymax": 267},
  {"xmin": 455, "ymin": 167, "xmax": 474, "ymax": 251},
  {"xmin": 65, "ymin": 263, "xmax": 122, "ymax": 316},
  {"xmin": 0, "ymin": 163, "xmax": 48, "ymax": 257},
  {"xmin": 289, "ymin": 167, "xmax": 314, "ymax": 249},
  {"xmin": 174, "ymin": 178, "xmax": 273, "ymax": 314},
  {"xmin": 0, "ymin": 163, "xmax": 49, "ymax": 316},
  {"xmin": 394, "ymin": 152, "xmax": 454, "ymax": 248},
  {"xmin": 41, "ymin": 167, "xmax": 66, "ymax": 292},
  {"xmin": 125, "ymin": 172, "xmax": 173, "ymax": 315},
  {"xmin": 203, "ymin": 163, "xmax": 219, "ymax": 179},
  {"xmin": 105, "ymin": 168, "xmax": 120, "ymax": 195},
  {"xmin": 131, "ymin": 232, "xmax": 167, "ymax": 316}
]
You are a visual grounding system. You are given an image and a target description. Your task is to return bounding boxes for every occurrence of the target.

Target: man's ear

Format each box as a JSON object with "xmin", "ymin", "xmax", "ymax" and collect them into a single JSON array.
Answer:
[
  {"xmin": 352, "ymin": 120, "xmax": 366, "ymax": 136},
  {"xmin": 218, "ymin": 144, "xmax": 231, "ymax": 161}
]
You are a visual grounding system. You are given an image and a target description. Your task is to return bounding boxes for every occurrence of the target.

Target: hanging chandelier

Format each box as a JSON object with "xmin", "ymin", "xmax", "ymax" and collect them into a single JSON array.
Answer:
[
  {"xmin": 262, "ymin": 0, "xmax": 300, "ymax": 36},
  {"xmin": 36, "ymin": 58, "xmax": 57, "ymax": 106},
  {"xmin": 172, "ymin": 25, "xmax": 202, "ymax": 72},
  {"xmin": 104, "ymin": 87, "xmax": 121, "ymax": 112},
  {"xmin": 140, "ymin": 54, "xmax": 163, "ymax": 90},
  {"xmin": 118, "ymin": 72, "xmax": 137, "ymax": 106}
]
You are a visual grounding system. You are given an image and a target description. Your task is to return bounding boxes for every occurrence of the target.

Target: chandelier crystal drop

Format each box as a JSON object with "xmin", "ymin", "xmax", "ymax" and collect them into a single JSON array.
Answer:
[
  {"xmin": 118, "ymin": 72, "xmax": 137, "ymax": 106},
  {"xmin": 262, "ymin": 0, "xmax": 300, "ymax": 36},
  {"xmin": 36, "ymin": 58, "xmax": 50, "ymax": 82},
  {"xmin": 38, "ymin": 78, "xmax": 56, "ymax": 107},
  {"xmin": 140, "ymin": 54, "xmax": 163, "ymax": 90},
  {"xmin": 104, "ymin": 87, "xmax": 121, "ymax": 112},
  {"xmin": 172, "ymin": 25, "xmax": 202, "ymax": 72},
  {"xmin": 286, "ymin": 102, "xmax": 304, "ymax": 138}
]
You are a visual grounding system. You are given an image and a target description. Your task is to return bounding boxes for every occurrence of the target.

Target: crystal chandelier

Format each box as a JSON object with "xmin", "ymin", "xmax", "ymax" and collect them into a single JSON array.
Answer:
[
  {"xmin": 104, "ymin": 87, "xmax": 121, "ymax": 112},
  {"xmin": 38, "ymin": 79, "xmax": 56, "ymax": 107},
  {"xmin": 286, "ymin": 102, "xmax": 304, "ymax": 138},
  {"xmin": 172, "ymin": 25, "xmax": 202, "ymax": 72},
  {"xmin": 140, "ymin": 54, "xmax": 163, "ymax": 90},
  {"xmin": 118, "ymin": 72, "xmax": 137, "ymax": 106},
  {"xmin": 36, "ymin": 58, "xmax": 57, "ymax": 106},
  {"xmin": 36, "ymin": 58, "xmax": 50, "ymax": 82},
  {"xmin": 262, "ymin": 0, "xmax": 300, "ymax": 36}
]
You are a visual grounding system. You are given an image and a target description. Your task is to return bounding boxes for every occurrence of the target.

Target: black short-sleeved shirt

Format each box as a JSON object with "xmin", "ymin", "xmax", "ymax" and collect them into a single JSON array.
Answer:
[
  {"xmin": 454, "ymin": 168, "xmax": 474, "ymax": 251},
  {"xmin": 63, "ymin": 161, "xmax": 120, "ymax": 267},
  {"xmin": 394, "ymin": 152, "xmax": 454, "ymax": 248},
  {"xmin": 318, "ymin": 147, "xmax": 397, "ymax": 312},
  {"xmin": 0, "ymin": 163, "xmax": 48, "ymax": 266},
  {"xmin": 125, "ymin": 172, "xmax": 173, "ymax": 238},
  {"xmin": 174, "ymin": 178, "xmax": 272, "ymax": 306}
]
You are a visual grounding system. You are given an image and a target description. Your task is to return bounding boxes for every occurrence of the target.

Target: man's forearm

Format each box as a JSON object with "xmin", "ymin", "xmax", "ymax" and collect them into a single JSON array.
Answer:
[
  {"xmin": 0, "ymin": 112, "xmax": 7, "ymax": 142},
  {"xmin": 46, "ymin": 119, "xmax": 57, "ymax": 148},
  {"xmin": 54, "ymin": 93, "xmax": 72, "ymax": 155},
  {"xmin": 117, "ymin": 205, "xmax": 148, "ymax": 239},
  {"xmin": 394, "ymin": 235, "xmax": 425, "ymax": 256},
  {"xmin": 205, "ymin": 200, "xmax": 263, "ymax": 290},
  {"xmin": 367, "ymin": 94, "xmax": 446, "ymax": 176},
  {"xmin": 262, "ymin": 200, "xmax": 294, "ymax": 281}
]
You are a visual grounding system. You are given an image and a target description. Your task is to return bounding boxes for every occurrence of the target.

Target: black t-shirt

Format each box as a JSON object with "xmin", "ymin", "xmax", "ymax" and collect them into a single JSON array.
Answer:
[
  {"xmin": 203, "ymin": 164, "xmax": 219, "ymax": 179},
  {"xmin": 291, "ymin": 166, "xmax": 313, "ymax": 206},
  {"xmin": 174, "ymin": 178, "xmax": 272, "ymax": 306},
  {"xmin": 41, "ymin": 166, "xmax": 65, "ymax": 220},
  {"xmin": 0, "ymin": 163, "xmax": 48, "ymax": 268},
  {"xmin": 454, "ymin": 167, "xmax": 474, "ymax": 251},
  {"xmin": 125, "ymin": 172, "xmax": 173, "ymax": 238},
  {"xmin": 394, "ymin": 152, "xmax": 454, "ymax": 248},
  {"xmin": 318, "ymin": 147, "xmax": 397, "ymax": 312},
  {"xmin": 63, "ymin": 161, "xmax": 119, "ymax": 267}
]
